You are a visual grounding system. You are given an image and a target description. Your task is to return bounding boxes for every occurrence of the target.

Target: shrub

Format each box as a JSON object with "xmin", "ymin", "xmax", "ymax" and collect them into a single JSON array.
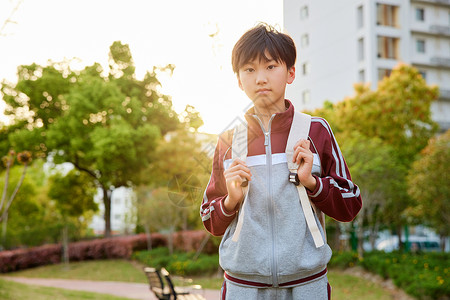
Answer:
[
  {"xmin": 133, "ymin": 248, "xmax": 220, "ymax": 276},
  {"xmin": 331, "ymin": 251, "xmax": 450, "ymax": 300},
  {"xmin": 0, "ymin": 230, "xmax": 215, "ymax": 273},
  {"xmin": 328, "ymin": 251, "xmax": 360, "ymax": 269}
]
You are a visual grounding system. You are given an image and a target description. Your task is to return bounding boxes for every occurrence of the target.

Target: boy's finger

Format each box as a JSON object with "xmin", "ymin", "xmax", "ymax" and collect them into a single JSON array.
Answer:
[{"xmin": 230, "ymin": 158, "xmax": 247, "ymax": 167}]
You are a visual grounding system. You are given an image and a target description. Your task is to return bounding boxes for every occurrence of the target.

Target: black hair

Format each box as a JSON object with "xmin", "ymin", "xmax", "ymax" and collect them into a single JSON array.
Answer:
[{"xmin": 231, "ymin": 23, "xmax": 296, "ymax": 74}]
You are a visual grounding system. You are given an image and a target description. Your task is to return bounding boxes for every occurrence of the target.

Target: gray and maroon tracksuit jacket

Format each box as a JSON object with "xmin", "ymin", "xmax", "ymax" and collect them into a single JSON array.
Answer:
[{"xmin": 200, "ymin": 100, "xmax": 362, "ymax": 287}]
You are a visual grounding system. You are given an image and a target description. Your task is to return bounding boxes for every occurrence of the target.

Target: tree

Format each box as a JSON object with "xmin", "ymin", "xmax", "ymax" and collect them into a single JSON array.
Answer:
[
  {"xmin": 0, "ymin": 41, "xmax": 179, "ymax": 237},
  {"xmin": 339, "ymin": 131, "xmax": 404, "ymax": 256},
  {"xmin": 335, "ymin": 64, "xmax": 438, "ymax": 166},
  {"xmin": 136, "ymin": 186, "xmax": 186, "ymax": 254},
  {"xmin": 0, "ymin": 159, "xmax": 57, "ymax": 249},
  {"xmin": 332, "ymin": 64, "xmax": 438, "ymax": 249},
  {"xmin": 48, "ymin": 169, "xmax": 97, "ymax": 263},
  {"xmin": 407, "ymin": 130, "xmax": 450, "ymax": 250},
  {"xmin": 0, "ymin": 150, "xmax": 32, "ymax": 249},
  {"xmin": 143, "ymin": 105, "xmax": 212, "ymax": 230},
  {"xmin": 0, "ymin": 150, "xmax": 32, "ymax": 221}
]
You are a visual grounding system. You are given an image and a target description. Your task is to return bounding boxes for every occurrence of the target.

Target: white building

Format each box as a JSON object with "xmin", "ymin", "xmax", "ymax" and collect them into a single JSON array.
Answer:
[
  {"xmin": 89, "ymin": 187, "xmax": 136, "ymax": 236},
  {"xmin": 283, "ymin": 0, "xmax": 450, "ymax": 131}
]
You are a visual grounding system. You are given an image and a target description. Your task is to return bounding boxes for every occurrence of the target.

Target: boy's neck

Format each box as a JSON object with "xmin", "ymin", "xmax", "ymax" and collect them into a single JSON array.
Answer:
[{"xmin": 252, "ymin": 101, "xmax": 287, "ymax": 130}]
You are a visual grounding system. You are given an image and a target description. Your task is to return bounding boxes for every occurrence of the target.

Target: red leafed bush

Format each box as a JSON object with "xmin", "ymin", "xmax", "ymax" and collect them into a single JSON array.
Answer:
[
  {"xmin": 173, "ymin": 230, "xmax": 218, "ymax": 254},
  {"xmin": 0, "ymin": 244, "xmax": 61, "ymax": 273},
  {"xmin": 0, "ymin": 230, "xmax": 214, "ymax": 273}
]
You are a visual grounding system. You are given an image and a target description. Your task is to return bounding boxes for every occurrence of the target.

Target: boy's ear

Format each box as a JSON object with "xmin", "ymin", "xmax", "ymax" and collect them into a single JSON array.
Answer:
[
  {"xmin": 287, "ymin": 66, "xmax": 295, "ymax": 84},
  {"xmin": 237, "ymin": 75, "xmax": 244, "ymax": 90}
]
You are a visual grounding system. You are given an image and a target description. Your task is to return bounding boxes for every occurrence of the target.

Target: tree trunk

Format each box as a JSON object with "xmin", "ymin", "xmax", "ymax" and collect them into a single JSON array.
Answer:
[
  {"xmin": 357, "ymin": 209, "xmax": 365, "ymax": 259},
  {"xmin": 62, "ymin": 224, "xmax": 69, "ymax": 268},
  {"xmin": 396, "ymin": 224, "xmax": 403, "ymax": 252},
  {"xmin": 334, "ymin": 220, "xmax": 341, "ymax": 251},
  {"xmin": 440, "ymin": 234, "xmax": 446, "ymax": 252},
  {"xmin": 103, "ymin": 187, "xmax": 112, "ymax": 237},
  {"xmin": 167, "ymin": 227, "xmax": 174, "ymax": 255},
  {"xmin": 1, "ymin": 212, "xmax": 7, "ymax": 250},
  {"xmin": 370, "ymin": 222, "xmax": 380, "ymax": 250}
]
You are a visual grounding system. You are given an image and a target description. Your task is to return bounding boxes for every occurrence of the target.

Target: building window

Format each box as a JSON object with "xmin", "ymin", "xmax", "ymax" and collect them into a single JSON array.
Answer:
[
  {"xmin": 419, "ymin": 70, "xmax": 427, "ymax": 80},
  {"xmin": 377, "ymin": 36, "xmax": 399, "ymax": 59},
  {"xmin": 302, "ymin": 90, "xmax": 310, "ymax": 104},
  {"xmin": 358, "ymin": 38, "xmax": 364, "ymax": 61},
  {"xmin": 300, "ymin": 6, "xmax": 309, "ymax": 20},
  {"xmin": 358, "ymin": 69, "xmax": 365, "ymax": 82},
  {"xmin": 376, "ymin": 4, "xmax": 399, "ymax": 27},
  {"xmin": 302, "ymin": 62, "xmax": 310, "ymax": 75},
  {"xmin": 416, "ymin": 8, "xmax": 425, "ymax": 21},
  {"xmin": 416, "ymin": 39, "xmax": 426, "ymax": 53},
  {"xmin": 301, "ymin": 34, "xmax": 309, "ymax": 48},
  {"xmin": 357, "ymin": 5, "xmax": 364, "ymax": 28},
  {"xmin": 378, "ymin": 68, "xmax": 392, "ymax": 81}
]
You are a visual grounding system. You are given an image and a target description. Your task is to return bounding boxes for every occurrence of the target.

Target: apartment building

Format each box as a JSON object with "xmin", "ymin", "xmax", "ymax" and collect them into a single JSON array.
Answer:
[{"xmin": 283, "ymin": 0, "xmax": 450, "ymax": 131}]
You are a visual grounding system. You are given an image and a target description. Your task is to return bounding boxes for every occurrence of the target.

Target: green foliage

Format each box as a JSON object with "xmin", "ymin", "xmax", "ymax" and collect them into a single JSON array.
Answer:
[
  {"xmin": 311, "ymin": 64, "xmax": 439, "ymax": 236},
  {"xmin": 48, "ymin": 169, "xmax": 98, "ymax": 217},
  {"xmin": 335, "ymin": 64, "xmax": 438, "ymax": 164},
  {"xmin": 136, "ymin": 187, "xmax": 187, "ymax": 233},
  {"xmin": 132, "ymin": 248, "xmax": 219, "ymax": 276},
  {"xmin": 1, "ymin": 41, "xmax": 180, "ymax": 236},
  {"xmin": 1, "ymin": 160, "xmax": 96, "ymax": 249},
  {"xmin": 328, "ymin": 251, "xmax": 361, "ymax": 269},
  {"xmin": 331, "ymin": 251, "xmax": 450, "ymax": 300},
  {"xmin": 407, "ymin": 130, "xmax": 450, "ymax": 238}
]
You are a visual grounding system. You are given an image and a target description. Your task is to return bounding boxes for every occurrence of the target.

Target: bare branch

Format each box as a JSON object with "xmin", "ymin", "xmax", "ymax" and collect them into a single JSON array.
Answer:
[
  {"xmin": 0, "ymin": 0, "xmax": 23, "ymax": 37},
  {"xmin": 0, "ymin": 162, "xmax": 27, "ymax": 222}
]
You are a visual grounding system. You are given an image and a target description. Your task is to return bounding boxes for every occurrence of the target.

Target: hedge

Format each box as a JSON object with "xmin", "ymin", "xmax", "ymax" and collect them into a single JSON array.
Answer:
[
  {"xmin": 132, "ymin": 247, "xmax": 220, "ymax": 276},
  {"xmin": 0, "ymin": 230, "xmax": 217, "ymax": 273},
  {"xmin": 330, "ymin": 251, "xmax": 450, "ymax": 300}
]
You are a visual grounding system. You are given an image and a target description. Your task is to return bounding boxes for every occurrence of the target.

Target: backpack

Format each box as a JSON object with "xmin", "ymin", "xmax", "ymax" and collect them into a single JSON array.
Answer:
[{"xmin": 230, "ymin": 111, "xmax": 326, "ymax": 248}]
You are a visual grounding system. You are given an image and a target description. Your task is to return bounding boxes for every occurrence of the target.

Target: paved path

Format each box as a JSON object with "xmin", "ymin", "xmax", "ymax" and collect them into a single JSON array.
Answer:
[{"xmin": 1, "ymin": 276, "xmax": 221, "ymax": 300}]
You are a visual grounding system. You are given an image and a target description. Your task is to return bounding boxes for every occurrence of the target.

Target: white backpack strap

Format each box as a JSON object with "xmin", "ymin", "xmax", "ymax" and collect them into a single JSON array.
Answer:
[
  {"xmin": 231, "ymin": 123, "xmax": 249, "ymax": 242},
  {"xmin": 286, "ymin": 112, "xmax": 325, "ymax": 248}
]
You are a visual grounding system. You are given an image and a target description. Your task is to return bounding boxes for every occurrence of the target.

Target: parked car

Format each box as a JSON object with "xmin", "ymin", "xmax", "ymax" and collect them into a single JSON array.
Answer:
[{"xmin": 376, "ymin": 235, "xmax": 441, "ymax": 252}]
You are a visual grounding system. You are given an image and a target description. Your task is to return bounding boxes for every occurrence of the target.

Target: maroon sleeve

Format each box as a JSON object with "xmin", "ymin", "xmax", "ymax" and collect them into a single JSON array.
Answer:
[
  {"xmin": 307, "ymin": 118, "xmax": 362, "ymax": 222},
  {"xmin": 200, "ymin": 133, "xmax": 237, "ymax": 236}
]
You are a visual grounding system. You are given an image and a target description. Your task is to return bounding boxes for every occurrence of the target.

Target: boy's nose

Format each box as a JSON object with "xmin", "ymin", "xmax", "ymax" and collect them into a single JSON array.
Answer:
[{"xmin": 256, "ymin": 71, "xmax": 267, "ymax": 85}]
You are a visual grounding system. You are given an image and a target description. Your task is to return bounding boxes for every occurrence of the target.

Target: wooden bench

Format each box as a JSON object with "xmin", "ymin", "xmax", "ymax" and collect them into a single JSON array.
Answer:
[{"xmin": 144, "ymin": 267, "xmax": 206, "ymax": 300}]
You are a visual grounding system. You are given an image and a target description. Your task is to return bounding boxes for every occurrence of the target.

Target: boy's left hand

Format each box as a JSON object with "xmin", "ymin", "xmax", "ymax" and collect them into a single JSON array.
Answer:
[{"xmin": 292, "ymin": 139, "xmax": 317, "ymax": 191}]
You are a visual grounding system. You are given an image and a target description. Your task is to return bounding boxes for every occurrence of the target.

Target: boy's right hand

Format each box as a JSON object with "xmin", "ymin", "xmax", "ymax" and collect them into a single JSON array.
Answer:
[{"xmin": 223, "ymin": 159, "xmax": 252, "ymax": 212}]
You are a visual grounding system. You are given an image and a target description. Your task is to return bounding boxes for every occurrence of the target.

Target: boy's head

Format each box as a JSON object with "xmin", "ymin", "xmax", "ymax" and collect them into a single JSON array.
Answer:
[{"xmin": 231, "ymin": 24, "xmax": 296, "ymax": 74}]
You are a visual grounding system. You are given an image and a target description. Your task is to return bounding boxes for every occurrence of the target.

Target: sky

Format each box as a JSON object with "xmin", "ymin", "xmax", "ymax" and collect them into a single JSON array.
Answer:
[{"xmin": 0, "ymin": 0, "xmax": 283, "ymax": 134}]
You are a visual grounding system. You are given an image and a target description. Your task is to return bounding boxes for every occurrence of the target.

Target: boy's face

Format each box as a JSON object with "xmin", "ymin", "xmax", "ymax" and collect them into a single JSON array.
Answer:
[{"xmin": 237, "ymin": 52, "xmax": 295, "ymax": 112}]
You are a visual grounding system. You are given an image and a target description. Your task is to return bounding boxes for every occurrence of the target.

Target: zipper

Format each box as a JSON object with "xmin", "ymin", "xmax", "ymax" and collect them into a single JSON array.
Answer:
[{"xmin": 253, "ymin": 114, "xmax": 278, "ymax": 287}]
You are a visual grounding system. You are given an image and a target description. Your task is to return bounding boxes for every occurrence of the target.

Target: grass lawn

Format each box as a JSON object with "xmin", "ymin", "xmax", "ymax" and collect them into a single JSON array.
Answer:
[
  {"xmin": 0, "ymin": 277, "xmax": 133, "ymax": 300},
  {"xmin": 4, "ymin": 259, "xmax": 148, "ymax": 283},
  {"xmin": 1, "ymin": 259, "xmax": 398, "ymax": 299},
  {"xmin": 328, "ymin": 271, "xmax": 394, "ymax": 300}
]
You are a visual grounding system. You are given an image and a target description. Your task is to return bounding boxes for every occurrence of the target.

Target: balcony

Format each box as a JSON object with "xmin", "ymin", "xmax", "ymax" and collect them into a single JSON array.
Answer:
[
  {"xmin": 411, "ymin": 0, "xmax": 450, "ymax": 7},
  {"xmin": 439, "ymin": 89, "xmax": 450, "ymax": 101},
  {"xmin": 430, "ymin": 57, "xmax": 450, "ymax": 67},
  {"xmin": 430, "ymin": 25, "xmax": 450, "ymax": 36}
]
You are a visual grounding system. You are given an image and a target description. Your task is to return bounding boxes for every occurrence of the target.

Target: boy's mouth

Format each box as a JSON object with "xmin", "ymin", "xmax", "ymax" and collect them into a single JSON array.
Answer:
[{"xmin": 256, "ymin": 88, "xmax": 271, "ymax": 94}]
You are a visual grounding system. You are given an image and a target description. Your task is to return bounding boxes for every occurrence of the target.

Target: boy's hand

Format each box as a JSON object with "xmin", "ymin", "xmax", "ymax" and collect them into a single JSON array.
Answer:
[
  {"xmin": 223, "ymin": 159, "xmax": 252, "ymax": 212},
  {"xmin": 292, "ymin": 139, "xmax": 317, "ymax": 191}
]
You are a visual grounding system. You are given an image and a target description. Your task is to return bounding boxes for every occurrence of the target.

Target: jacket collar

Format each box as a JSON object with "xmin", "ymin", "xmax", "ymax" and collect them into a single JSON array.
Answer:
[{"xmin": 244, "ymin": 99, "xmax": 294, "ymax": 135}]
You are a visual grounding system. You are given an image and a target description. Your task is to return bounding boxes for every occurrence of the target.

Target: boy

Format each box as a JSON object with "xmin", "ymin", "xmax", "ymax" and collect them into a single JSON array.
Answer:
[{"xmin": 200, "ymin": 24, "xmax": 362, "ymax": 300}]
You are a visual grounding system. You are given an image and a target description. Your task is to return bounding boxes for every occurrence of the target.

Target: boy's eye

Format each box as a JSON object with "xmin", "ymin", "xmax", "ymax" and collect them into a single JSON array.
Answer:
[
  {"xmin": 245, "ymin": 68, "xmax": 254, "ymax": 72},
  {"xmin": 267, "ymin": 65, "xmax": 276, "ymax": 70}
]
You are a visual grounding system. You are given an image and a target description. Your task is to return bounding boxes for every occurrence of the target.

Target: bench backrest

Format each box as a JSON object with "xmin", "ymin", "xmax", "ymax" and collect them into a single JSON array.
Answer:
[{"xmin": 144, "ymin": 267, "xmax": 169, "ymax": 300}]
